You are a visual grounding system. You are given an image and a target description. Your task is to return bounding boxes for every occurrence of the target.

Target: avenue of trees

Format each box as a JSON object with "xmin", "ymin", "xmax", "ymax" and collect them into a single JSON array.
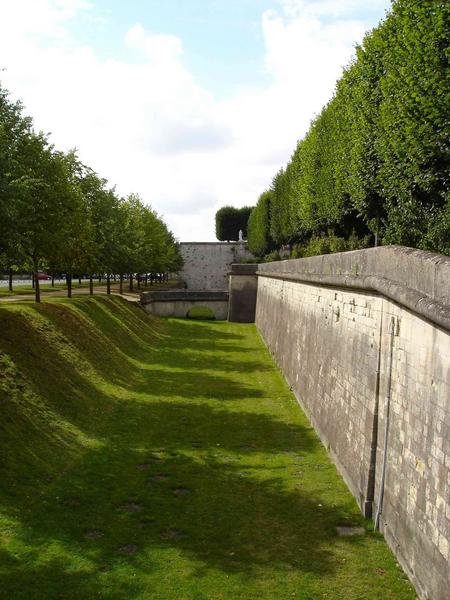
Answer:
[
  {"xmin": 248, "ymin": 0, "xmax": 450, "ymax": 258},
  {"xmin": 0, "ymin": 82, "xmax": 183, "ymax": 302}
]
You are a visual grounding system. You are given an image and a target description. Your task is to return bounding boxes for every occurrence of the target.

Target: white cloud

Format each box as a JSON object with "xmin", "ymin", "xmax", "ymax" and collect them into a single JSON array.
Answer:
[
  {"xmin": 124, "ymin": 24, "xmax": 183, "ymax": 65},
  {"xmin": 0, "ymin": 0, "xmax": 389, "ymax": 241},
  {"xmin": 0, "ymin": 0, "xmax": 91, "ymax": 40},
  {"xmin": 279, "ymin": 0, "xmax": 389, "ymax": 19}
]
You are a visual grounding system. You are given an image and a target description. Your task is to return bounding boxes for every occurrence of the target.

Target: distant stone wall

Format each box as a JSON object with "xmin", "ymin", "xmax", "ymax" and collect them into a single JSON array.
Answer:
[
  {"xmin": 140, "ymin": 290, "xmax": 229, "ymax": 320},
  {"xmin": 179, "ymin": 242, "xmax": 253, "ymax": 290},
  {"xmin": 255, "ymin": 246, "xmax": 450, "ymax": 600}
]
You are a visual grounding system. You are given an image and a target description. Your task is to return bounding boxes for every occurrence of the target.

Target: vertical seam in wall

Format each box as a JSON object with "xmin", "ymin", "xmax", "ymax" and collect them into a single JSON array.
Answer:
[
  {"xmin": 365, "ymin": 298, "xmax": 384, "ymax": 518},
  {"xmin": 375, "ymin": 313, "xmax": 396, "ymax": 531}
]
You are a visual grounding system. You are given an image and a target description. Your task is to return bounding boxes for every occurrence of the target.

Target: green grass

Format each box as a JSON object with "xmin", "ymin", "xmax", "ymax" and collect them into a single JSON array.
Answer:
[
  {"xmin": 186, "ymin": 305, "xmax": 216, "ymax": 320},
  {"xmin": 0, "ymin": 297, "xmax": 415, "ymax": 599},
  {"xmin": 0, "ymin": 279, "xmax": 179, "ymax": 297},
  {"xmin": 0, "ymin": 280, "xmax": 103, "ymax": 296},
  {"xmin": 0, "ymin": 283, "xmax": 67, "ymax": 295}
]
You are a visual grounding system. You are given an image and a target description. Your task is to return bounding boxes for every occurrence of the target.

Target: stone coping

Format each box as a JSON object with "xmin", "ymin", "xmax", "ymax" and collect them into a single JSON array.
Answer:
[
  {"xmin": 257, "ymin": 246, "xmax": 450, "ymax": 331},
  {"xmin": 179, "ymin": 241, "xmax": 247, "ymax": 245},
  {"xmin": 229, "ymin": 264, "xmax": 259, "ymax": 275}
]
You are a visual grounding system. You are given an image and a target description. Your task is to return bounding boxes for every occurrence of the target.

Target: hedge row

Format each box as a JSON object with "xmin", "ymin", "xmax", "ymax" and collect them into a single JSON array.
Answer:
[{"xmin": 248, "ymin": 0, "xmax": 449, "ymax": 257}]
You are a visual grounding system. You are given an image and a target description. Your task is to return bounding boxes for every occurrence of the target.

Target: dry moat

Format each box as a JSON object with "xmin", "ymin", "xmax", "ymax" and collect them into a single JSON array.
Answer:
[{"xmin": 0, "ymin": 296, "xmax": 415, "ymax": 599}]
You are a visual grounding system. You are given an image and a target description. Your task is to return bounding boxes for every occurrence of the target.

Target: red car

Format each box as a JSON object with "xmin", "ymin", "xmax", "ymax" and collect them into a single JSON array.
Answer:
[{"xmin": 36, "ymin": 272, "xmax": 51, "ymax": 281}]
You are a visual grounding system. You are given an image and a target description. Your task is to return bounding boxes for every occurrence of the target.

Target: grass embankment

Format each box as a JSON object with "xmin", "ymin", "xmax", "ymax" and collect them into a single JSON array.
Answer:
[{"xmin": 0, "ymin": 297, "xmax": 415, "ymax": 599}]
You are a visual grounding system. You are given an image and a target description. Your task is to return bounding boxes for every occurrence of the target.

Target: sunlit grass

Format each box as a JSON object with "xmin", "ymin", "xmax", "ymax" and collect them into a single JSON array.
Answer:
[
  {"xmin": 0, "ymin": 297, "xmax": 415, "ymax": 599},
  {"xmin": 0, "ymin": 279, "xmax": 179, "ymax": 297}
]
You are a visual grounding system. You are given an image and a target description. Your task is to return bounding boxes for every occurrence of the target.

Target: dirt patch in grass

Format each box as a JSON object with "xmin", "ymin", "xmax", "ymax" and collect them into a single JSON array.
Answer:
[
  {"xmin": 136, "ymin": 463, "xmax": 151, "ymax": 470},
  {"xmin": 172, "ymin": 487, "xmax": 191, "ymax": 496},
  {"xmin": 84, "ymin": 530, "xmax": 104, "ymax": 540},
  {"xmin": 119, "ymin": 502, "xmax": 143, "ymax": 513},
  {"xmin": 118, "ymin": 544, "xmax": 138, "ymax": 556},
  {"xmin": 149, "ymin": 474, "xmax": 169, "ymax": 482},
  {"xmin": 160, "ymin": 529, "xmax": 186, "ymax": 541}
]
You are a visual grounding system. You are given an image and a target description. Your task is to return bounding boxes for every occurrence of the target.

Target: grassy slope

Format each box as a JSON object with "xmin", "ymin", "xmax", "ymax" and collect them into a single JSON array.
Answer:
[{"xmin": 0, "ymin": 297, "xmax": 415, "ymax": 600}]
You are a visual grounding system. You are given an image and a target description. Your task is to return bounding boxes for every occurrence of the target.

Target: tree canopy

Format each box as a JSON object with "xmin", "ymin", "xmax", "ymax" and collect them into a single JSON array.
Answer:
[
  {"xmin": 0, "ymin": 81, "xmax": 183, "ymax": 301},
  {"xmin": 215, "ymin": 206, "xmax": 253, "ymax": 241},
  {"xmin": 247, "ymin": 0, "xmax": 450, "ymax": 258}
]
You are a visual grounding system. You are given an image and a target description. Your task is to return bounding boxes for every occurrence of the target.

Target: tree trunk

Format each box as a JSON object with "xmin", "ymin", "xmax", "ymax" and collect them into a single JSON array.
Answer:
[
  {"xmin": 33, "ymin": 262, "xmax": 40, "ymax": 303},
  {"xmin": 119, "ymin": 274, "xmax": 123, "ymax": 295},
  {"xmin": 67, "ymin": 273, "xmax": 72, "ymax": 298},
  {"xmin": 98, "ymin": 275, "xmax": 102, "ymax": 284},
  {"xmin": 150, "ymin": 273, "xmax": 153, "ymax": 286},
  {"xmin": 32, "ymin": 272, "xmax": 35, "ymax": 289},
  {"xmin": 129, "ymin": 274, "xmax": 133, "ymax": 292},
  {"xmin": 145, "ymin": 274, "xmax": 148, "ymax": 287},
  {"xmin": 78, "ymin": 276, "xmax": 82, "ymax": 285},
  {"xmin": 106, "ymin": 273, "xmax": 111, "ymax": 295},
  {"xmin": 51, "ymin": 273, "xmax": 55, "ymax": 287},
  {"xmin": 137, "ymin": 274, "xmax": 141, "ymax": 290},
  {"xmin": 8, "ymin": 268, "xmax": 13, "ymax": 292},
  {"xmin": 35, "ymin": 275, "xmax": 40, "ymax": 303},
  {"xmin": 89, "ymin": 275, "xmax": 94, "ymax": 295}
]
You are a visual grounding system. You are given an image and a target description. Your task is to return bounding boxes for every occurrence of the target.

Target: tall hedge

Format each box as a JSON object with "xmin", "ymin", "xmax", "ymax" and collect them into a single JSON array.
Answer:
[
  {"xmin": 247, "ymin": 191, "xmax": 274, "ymax": 256},
  {"xmin": 249, "ymin": 0, "xmax": 450, "ymax": 256},
  {"xmin": 215, "ymin": 206, "xmax": 253, "ymax": 241}
]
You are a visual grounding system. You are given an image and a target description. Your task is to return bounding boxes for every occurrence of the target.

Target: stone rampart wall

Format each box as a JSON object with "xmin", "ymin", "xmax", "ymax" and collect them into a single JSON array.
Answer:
[
  {"xmin": 179, "ymin": 242, "xmax": 253, "ymax": 290},
  {"xmin": 255, "ymin": 246, "xmax": 450, "ymax": 600}
]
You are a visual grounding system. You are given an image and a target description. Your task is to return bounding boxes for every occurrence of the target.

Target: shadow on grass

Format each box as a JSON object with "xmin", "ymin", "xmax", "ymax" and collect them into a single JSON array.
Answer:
[
  {"xmin": 0, "ymin": 297, "xmax": 365, "ymax": 599},
  {"xmin": 0, "ymin": 400, "xmax": 348, "ymax": 599},
  {"xmin": 34, "ymin": 297, "xmax": 268, "ymax": 387}
]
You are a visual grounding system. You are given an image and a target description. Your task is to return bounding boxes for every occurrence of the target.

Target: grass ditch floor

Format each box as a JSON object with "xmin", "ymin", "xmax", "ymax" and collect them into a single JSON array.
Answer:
[{"xmin": 0, "ymin": 296, "xmax": 415, "ymax": 599}]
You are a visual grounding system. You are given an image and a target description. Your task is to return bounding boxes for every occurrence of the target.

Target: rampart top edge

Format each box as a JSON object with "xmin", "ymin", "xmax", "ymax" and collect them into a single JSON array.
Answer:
[{"xmin": 256, "ymin": 246, "xmax": 450, "ymax": 332}]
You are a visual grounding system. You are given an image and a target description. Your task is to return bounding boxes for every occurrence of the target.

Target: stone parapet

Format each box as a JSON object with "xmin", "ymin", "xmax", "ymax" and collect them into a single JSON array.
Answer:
[
  {"xmin": 228, "ymin": 264, "xmax": 258, "ymax": 323},
  {"xmin": 255, "ymin": 245, "xmax": 450, "ymax": 600},
  {"xmin": 257, "ymin": 246, "xmax": 450, "ymax": 330}
]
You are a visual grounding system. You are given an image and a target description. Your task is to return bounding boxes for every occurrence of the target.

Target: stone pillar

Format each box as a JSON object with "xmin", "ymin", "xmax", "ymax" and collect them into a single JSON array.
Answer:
[{"xmin": 228, "ymin": 264, "xmax": 258, "ymax": 323}]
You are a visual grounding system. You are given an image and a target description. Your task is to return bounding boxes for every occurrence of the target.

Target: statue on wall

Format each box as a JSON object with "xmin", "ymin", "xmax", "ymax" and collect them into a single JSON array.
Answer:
[{"xmin": 238, "ymin": 229, "xmax": 244, "ymax": 242}]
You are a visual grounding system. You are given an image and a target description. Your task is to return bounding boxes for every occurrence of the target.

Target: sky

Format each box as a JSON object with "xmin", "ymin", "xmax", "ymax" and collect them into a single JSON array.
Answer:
[{"xmin": 0, "ymin": 0, "xmax": 391, "ymax": 241}]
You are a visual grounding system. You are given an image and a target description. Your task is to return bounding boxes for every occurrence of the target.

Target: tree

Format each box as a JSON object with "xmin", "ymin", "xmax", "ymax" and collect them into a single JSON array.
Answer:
[
  {"xmin": 215, "ymin": 206, "xmax": 253, "ymax": 241},
  {"xmin": 0, "ymin": 78, "xmax": 191, "ymax": 301},
  {"xmin": 253, "ymin": 0, "xmax": 450, "ymax": 256},
  {"xmin": 0, "ymin": 83, "xmax": 33, "ymax": 287},
  {"xmin": 247, "ymin": 191, "xmax": 275, "ymax": 257},
  {"xmin": 10, "ymin": 133, "xmax": 81, "ymax": 301}
]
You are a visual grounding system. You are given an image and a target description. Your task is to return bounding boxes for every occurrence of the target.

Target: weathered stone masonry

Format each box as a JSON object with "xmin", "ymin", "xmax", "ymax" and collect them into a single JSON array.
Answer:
[
  {"xmin": 254, "ymin": 247, "xmax": 450, "ymax": 600},
  {"xmin": 179, "ymin": 242, "xmax": 253, "ymax": 290}
]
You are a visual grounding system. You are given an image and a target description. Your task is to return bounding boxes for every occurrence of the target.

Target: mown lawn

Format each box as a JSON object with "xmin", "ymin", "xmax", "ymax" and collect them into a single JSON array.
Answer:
[
  {"xmin": 0, "ymin": 297, "xmax": 415, "ymax": 599},
  {"xmin": 0, "ymin": 283, "xmax": 68, "ymax": 295},
  {"xmin": 0, "ymin": 280, "xmax": 103, "ymax": 296},
  {"xmin": 0, "ymin": 279, "xmax": 178, "ymax": 299}
]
